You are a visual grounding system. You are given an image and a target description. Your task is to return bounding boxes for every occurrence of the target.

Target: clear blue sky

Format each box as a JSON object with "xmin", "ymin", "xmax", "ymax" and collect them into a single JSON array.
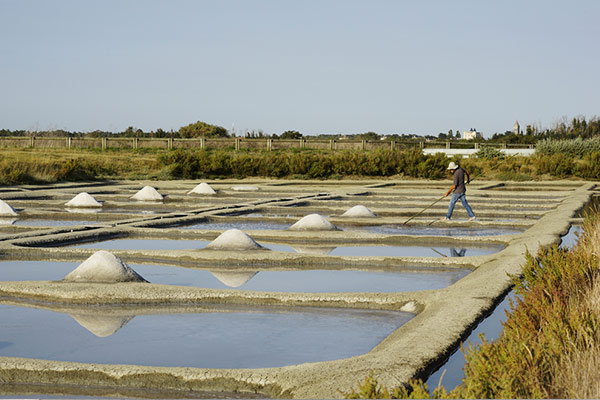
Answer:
[{"xmin": 1, "ymin": 0, "xmax": 598, "ymax": 137}]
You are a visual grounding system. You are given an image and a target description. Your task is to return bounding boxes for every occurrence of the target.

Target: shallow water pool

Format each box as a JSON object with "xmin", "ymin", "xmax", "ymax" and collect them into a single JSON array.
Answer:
[
  {"xmin": 0, "ymin": 260, "xmax": 469, "ymax": 292},
  {"xmin": 361, "ymin": 224, "xmax": 524, "ymax": 237},
  {"xmin": 68, "ymin": 239, "xmax": 502, "ymax": 257},
  {"xmin": 0, "ymin": 303, "xmax": 412, "ymax": 368}
]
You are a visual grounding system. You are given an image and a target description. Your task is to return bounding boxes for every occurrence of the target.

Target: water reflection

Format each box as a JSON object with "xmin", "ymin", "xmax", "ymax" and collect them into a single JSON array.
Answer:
[
  {"xmin": 292, "ymin": 246, "xmax": 337, "ymax": 255},
  {"xmin": 210, "ymin": 271, "xmax": 258, "ymax": 287},
  {"xmin": 0, "ymin": 303, "xmax": 414, "ymax": 369},
  {"xmin": 69, "ymin": 312, "xmax": 134, "ymax": 337},
  {"xmin": 450, "ymin": 248, "xmax": 467, "ymax": 257},
  {"xmin": 365, "ymin": 224, "xmax": 523, "ymax": 237},
  {"xmin": 0, "ymin": 260, "xmax": 469, "ymax": 293}
]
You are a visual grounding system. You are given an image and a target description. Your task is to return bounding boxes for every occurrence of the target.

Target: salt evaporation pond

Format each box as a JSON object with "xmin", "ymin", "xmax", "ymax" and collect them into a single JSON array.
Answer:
[
  {"xmin": 0, "ymin": 260, "xmax": 469, "ymax": 292},
  {"xmin": 0, "ymin": 304, "xmax": 412, "ymax": 368},
  {"xmin": 180, "ymin": 220, "xmax": 291, "ymax": 230},
  {"xmin": 14, "ymin": 219, "xmax": 103, "ymax": 227},
  {"xmin": 362, "ymin": 224, "xmax": 524, "ymax": 236},
  {"xmin": 69, "ymin": 239, "xmax": 502, "ymax": 257}
]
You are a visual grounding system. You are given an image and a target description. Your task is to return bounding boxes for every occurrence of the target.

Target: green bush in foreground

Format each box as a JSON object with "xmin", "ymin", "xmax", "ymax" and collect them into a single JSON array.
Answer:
[{"xmin": 344, "ymin": 210, "xmax": 600, "ymax": 398}]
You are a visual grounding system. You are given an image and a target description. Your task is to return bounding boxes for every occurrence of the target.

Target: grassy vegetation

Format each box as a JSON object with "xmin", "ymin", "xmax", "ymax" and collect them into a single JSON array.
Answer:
[
  {"xmin": 0, "ymin": 148, "xmax": 160, "ymax": 184},
  {"xmin": 343, "ymin": 210, "xmax": 600, "ymax": 399},
  {"xmin": 1, "ymin": 146, "xmax": 600, "ymax": 185}
]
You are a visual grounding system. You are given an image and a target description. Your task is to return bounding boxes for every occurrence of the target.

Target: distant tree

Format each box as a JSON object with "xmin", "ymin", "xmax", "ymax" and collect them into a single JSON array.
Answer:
[
  {"xmin": 154, "ymin": 128, "xmax": 168, "ymax": 138},
  {"xmin": 179, "ymin": 121, "xmax": 229, "ymax": 138},
  {"xmin": 448, "ymin": 129, "xmax": 453, "ymax": 138},
  {"xmin": 359, "ymin": 131, "xmax": 380, "ymax": 140},
  {"xmin": 280, "ymin": 130, "xmax": 303, "ymax": 139},
  {"xmin": 438, "ymin": 132, "xmax": 448, "ymax": 140}
]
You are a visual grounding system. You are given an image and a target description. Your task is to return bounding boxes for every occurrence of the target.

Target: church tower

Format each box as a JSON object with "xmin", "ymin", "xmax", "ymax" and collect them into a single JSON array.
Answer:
[{"xmin": 513, "ymin": 120, "xmax": 520, "ymax": 135}]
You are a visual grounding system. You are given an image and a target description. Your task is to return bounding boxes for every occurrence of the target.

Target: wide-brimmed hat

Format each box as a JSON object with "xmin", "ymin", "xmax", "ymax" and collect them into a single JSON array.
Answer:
[{"xmin": 447, "ymin": 162, "xmax": 459, "ymax": 170}]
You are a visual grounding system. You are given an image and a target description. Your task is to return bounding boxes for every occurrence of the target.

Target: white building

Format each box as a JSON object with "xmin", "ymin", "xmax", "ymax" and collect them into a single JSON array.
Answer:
[{"xmin": 462, "ymin": 129, "xmax": 482, "ymax": 140}]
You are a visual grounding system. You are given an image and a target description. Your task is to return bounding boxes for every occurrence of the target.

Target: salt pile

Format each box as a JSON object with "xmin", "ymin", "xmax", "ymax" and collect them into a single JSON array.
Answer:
[
  {"xmin": 0, "ymin": 199, "xmax": 18, "ymax": 216},
  {"xmin": 65, "ymin": 192, "xmax": 102, "ymax": 208},
  {"xmin": 131, "ymin": 186, "xmax": 164, "ymax": 201},
  {"xmin": 210, "ymin": 271, "xmax": 258, "ymax": 287},
  {"xmin": 63, "ymin": 250, "xmax": 148, "ymax": 283},
  {"xmin": 188, "ymin": 182, "xmax": 217, "ymax": 195},
  {"xmin": 341, "ymin": 205, "xmax": 377, "ymax": 218},
  {"xmin": 288, "ymin": 214, "xmax": 338, "ymax": 231},
  {"xmin": 231, "ymin": 185, "xmax": 259, "ymax": 191},
  {"xmin": 205, "ymin": 229, "xmax": 264, "ymax": 251}
]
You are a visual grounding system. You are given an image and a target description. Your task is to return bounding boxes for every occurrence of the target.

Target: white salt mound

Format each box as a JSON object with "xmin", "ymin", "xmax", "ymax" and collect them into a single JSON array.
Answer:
[
  {"xmin": 341, "ymin": 205, "xmax": 377, "ymax": 218},
  {"xmin": 231, "ymin": 185, "xmax": 259, "ymax": 191},
  {"xmin": 288, "ymin": 214, "xmax": 338, "ymax": 231},
  {"xmin": 188, "ymin": 182, "xmax": 217, "ymax": 195},
  {"xmin": 205, "ymin": 229, "xmax": 264, "ymax": 251},
  {"xmin": 131, "ymin": 186, "xmax": 164, "ymax": 201},
  {"xmin": 65, "ymin": 192, "xmax": 102, "ymax": 208},
  {"xmin": 63, "ymin": 250, "xmax": 147, "ymax": 283},
  {"xmin": 210, "ymin": 271, "xmax": 258, "ymax": 288},
  {"xmin": 0, "ymin": 199, "xmax": 17, "ymax": 216}
]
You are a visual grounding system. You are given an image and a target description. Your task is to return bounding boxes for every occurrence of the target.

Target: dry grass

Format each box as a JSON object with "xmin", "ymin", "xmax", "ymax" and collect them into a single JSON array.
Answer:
[
  {"xmin": 0, "ymin": 148, "xmax": 161, "ymax": 183},
  {"xmin": 550, "ymin": 278, "xmax": 600, "ymax": 399}
]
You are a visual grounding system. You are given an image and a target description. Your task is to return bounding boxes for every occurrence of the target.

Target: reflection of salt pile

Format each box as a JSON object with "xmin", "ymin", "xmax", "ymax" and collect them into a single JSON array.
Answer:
[
  {"xmin": 205, "ymin": 229, "xmax": 264, "ymax": 250},
  {"xmin": 341, "ymin": 205, "xmax": 376, "ymax": 218},
  {"xmin": 292, "ymin": 246, "xmax": 336, "ymax": 255},
  {"xmin": 0, "ymin": 199, "xmax": 18, "ymax": 216},
  {"xmin": 289, "ymin": 214, "xmax": 338, "ymax": 231},
  {"xmin": 231, "ymin": 186, "xmax": 259, "ymax": 191},
  {"xmin": 188, "ymin": 182, "xmax": 217, "ymax": 195},
  {"xmin": 63, "ymin": 250, "xmax": 148, "ymax": 283},
  {"xmin": 65, "ymin": 192, "xmax": 102, "ymax": 208},
  {"xmin": 69, "ymin": 313, "xmax": 134, "ymax": 337},
  {"xmin": 131, "ymin": 186, "xmax": 164, "ymax": 201},
  {"xmin": 210, "ymin": 271, "xmax": 258, "ymax": 287}
]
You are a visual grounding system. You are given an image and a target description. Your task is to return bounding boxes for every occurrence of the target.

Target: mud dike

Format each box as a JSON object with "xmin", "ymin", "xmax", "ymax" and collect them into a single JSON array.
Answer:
[{"xmin": 0, "ymin": 179, "xmax": 594, "ymax": 398}]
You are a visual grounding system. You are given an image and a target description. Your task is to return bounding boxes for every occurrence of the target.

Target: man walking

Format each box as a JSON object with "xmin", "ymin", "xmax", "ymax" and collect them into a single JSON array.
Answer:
[{"xmin": 441, "ymin": 161, "xmax": 476, "ymax": 221}]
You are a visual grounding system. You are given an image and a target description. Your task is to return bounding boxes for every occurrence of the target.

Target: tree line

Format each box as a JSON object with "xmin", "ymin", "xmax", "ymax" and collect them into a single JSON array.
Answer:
[{"xmin": 1, "ymin": 116, "xmax": 598, "ymax": 142}]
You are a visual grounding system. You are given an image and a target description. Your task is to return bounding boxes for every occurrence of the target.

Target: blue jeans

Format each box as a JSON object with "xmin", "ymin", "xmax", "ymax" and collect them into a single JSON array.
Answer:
[{"xmin": 446, "ymin": 192, "xmax": 475, "ymax": 219}]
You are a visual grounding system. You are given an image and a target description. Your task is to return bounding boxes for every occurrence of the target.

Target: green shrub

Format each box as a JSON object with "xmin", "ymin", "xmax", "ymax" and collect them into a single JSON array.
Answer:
[
  {"xmin": 574, "ymin": 152, "xmax": 600, "ymax": 180},
  {"xmin": 475, "ymin": 146, "xmax": 505, "ymax": 160},
  {"xmin": 533, "ymin": 153, "xmax": 574, "ymax": 178},
  {"xmin": 536, "ymin": 137, "xmax": 600, "ymax": 157}
]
